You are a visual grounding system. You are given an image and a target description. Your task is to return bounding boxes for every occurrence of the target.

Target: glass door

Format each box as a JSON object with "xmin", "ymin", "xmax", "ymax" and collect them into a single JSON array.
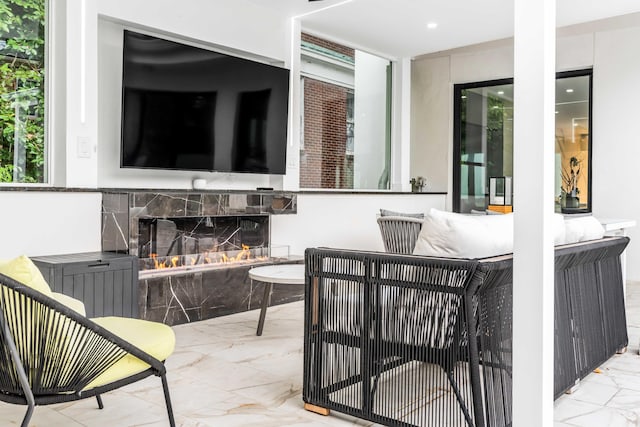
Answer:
[{"xmin": 453, "ymin": 79, "xmax": 514, "ymax": 213}]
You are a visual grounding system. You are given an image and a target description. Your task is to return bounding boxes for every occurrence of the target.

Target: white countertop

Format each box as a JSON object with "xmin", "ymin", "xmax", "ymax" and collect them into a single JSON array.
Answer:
[{"xmin": 598, "ymin": 218, "xmax": 637, "ymax": 232}]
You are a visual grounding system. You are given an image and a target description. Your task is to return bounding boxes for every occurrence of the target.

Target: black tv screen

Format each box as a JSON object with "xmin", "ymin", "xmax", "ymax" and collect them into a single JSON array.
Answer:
[{"xmin": 120, "ymin": 30, "xmax": 290, "ymax": 174}]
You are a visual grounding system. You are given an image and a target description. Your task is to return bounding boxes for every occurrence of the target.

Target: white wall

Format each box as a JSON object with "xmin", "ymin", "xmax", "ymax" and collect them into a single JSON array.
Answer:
[
  {"xmin": 48, "ymin": 0, "xmax": 297, "ymax": 190},
  {"xmin": 94, "ymin": 0, "xmax": 291, "ymax": 191},
  {"xmin": 410, "ymin": 16, "xmax": 640, "ymax": 279},
  {"xmin": 591, "ymin": 26, "xmax": 640, "ymax": 280},
  {"xmin": 0, "ymin": 192, "xmax": 102, "ymax": 259},
  {"xmin": 410, "ymin": 55, "xmax": 451, "ymax": 192},
  {"xmin": 271, "ymin": 193, "xmax": 446, "ymax": 255},
  {"xmin": 96, "ymin": 0, "xmax": 288, "ymax": 62}
]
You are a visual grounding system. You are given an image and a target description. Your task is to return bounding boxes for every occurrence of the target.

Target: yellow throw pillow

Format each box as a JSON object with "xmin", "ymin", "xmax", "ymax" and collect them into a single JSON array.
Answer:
[{"xmin": 0, "ymin": 255, "xmax": 53, "ymax": 296}]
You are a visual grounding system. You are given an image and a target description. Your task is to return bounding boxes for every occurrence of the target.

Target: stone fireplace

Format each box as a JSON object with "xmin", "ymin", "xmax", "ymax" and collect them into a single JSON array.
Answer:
[
  {"xmin": 136, "ymin": 215, "xmax": 270, "ymax": 271},
  {"xmin": 101, "ymin": 190, "xmax": 299, "ymax": 325}
]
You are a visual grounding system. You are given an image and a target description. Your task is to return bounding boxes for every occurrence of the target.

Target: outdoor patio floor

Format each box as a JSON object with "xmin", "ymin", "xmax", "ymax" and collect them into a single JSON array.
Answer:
[{"xmin": 1, "ymin": 282, "xmax": 639, "ymax": 426}]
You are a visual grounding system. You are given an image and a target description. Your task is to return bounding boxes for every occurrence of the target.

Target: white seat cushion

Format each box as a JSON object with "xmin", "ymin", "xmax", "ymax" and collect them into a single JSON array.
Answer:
[
  {"xmin": 413, "ymin": 209, "xmax": 567, "ymax": 259},
  {"xmin": 413, "ymin": 209, "xmax": 514, "ymax": 259},
  {"xmin": 564, "ymin": 216, "xmax": 605, "ymax": 244},
  {"xmin": 84, "ymin": 317, "xmax": 175, "ymax": 390}
]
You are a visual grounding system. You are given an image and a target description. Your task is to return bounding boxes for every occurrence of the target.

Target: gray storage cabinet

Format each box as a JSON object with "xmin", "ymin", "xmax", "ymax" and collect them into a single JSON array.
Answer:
[{"xmin": 32, "ymin": 252, "xmax": 139, "ymax": 318}]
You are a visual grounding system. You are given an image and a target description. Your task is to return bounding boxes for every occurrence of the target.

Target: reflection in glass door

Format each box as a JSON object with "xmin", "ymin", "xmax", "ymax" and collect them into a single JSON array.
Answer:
[
  {"xmin": 453, "ymin": 79, "xmax": 514, "ymax": 213},
  {"xmin": 555, "ymin": 72, "xmax": 592, "ymax": 213}
]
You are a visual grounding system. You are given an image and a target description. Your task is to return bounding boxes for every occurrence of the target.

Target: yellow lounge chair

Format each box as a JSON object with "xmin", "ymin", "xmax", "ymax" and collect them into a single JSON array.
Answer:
[{"xmin": 0, "ymin": 264, "xmax": 176, "ymax": 427}]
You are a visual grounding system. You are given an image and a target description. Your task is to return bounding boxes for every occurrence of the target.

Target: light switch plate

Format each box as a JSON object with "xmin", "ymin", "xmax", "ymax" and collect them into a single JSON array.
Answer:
[{"xmin": 77, "ymin": 136, "xmax": 91, "ymax": 158}]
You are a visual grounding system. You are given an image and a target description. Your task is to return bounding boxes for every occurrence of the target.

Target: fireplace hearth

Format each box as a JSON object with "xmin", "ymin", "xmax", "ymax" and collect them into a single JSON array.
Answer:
[
  {"xmin": 138, "ymin": 257, "xmax": 302, "ymax": 325},
  {"xmin": 101, "ymin": 190, "xmax": 299, "ymax": 326}
]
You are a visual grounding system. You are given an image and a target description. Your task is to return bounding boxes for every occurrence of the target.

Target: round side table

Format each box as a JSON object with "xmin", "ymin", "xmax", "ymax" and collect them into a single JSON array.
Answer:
[{"xmin": 249, "ymin": 264, "xmax": 305, "ymax": 336}]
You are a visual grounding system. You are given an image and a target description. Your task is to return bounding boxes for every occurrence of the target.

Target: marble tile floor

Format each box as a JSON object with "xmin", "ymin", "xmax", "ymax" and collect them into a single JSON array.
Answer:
[{"xmin": 1, "ymin": 283, "xmax": 640, "ymax": 426}]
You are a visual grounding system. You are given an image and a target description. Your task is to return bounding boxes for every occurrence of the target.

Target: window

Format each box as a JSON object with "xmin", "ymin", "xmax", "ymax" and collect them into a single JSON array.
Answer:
[
  {"xmin": 453, "ymin": 70, "xmax": 592, "ymax": 213},
  {"xmin": 555, "ymin": 71, "xmax": 592, "ymax": 213},
  {"xmin": 299, "ymin": 33, "xmax": 391, "ymax": 190},
  {"xmin": 0, "ymin": 0, "xmax": 47, "ymax": 184}
]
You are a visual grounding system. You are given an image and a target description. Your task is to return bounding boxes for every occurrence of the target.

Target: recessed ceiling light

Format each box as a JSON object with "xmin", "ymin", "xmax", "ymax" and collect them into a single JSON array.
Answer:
[
  {"xmin": 427, "ymin": 22, "xmax": 438, "ymax": 30},
  {"xmin": 555, "ymin": 111, "xmax": 559, "ymax": 114},
  {"xmin": 497, "ymin": 91, "xmax": 504, "ymax": 95},
  {"xmin": 566, "ymin": 88, "xmax": 574, "ymax": 93},
  {"xmin": 461, "ymin": 95, "xmax": 467, "ymax": 99}
]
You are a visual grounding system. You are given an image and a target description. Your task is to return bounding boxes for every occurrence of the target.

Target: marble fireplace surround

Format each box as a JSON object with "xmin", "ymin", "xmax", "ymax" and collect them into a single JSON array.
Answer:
[{"xmin": 101, "ymin": 190, "xmax": 299, "ymax": 325}]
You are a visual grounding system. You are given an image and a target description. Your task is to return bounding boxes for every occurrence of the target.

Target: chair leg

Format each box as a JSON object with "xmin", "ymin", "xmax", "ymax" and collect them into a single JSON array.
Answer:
[
  {"xmin": 446, "ymin": 369, "xmax": 475, "ymax": 427},
  {"xmin": 96, "ymin": 394, "xmax": 104, "ymax": 409},
  {"xmin": 161, "ymin": 374, "xmax": 176, "ymax": 427},
  {"xmin": 20, "ymin": 402, "xmax": 34, "ymax": 427},
  {"xmin": 2, "ymin": 315, "xmax": 35, "ymax": 427}
]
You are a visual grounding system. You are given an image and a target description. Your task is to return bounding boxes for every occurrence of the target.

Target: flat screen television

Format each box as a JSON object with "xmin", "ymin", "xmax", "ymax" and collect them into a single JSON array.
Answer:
[{"xmin": 120, "ymin": 30, "xmax": 290, "ymax": 174}]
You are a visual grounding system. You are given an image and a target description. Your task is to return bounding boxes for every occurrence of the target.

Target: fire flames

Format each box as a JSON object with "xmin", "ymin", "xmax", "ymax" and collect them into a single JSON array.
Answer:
[
  {"xmin": 150, "ymin": 254, "xmax": 180, "ymax": 270},
  {"xmin": 148, "ymin": 244, "xmax": 265, "ymax": 271}
]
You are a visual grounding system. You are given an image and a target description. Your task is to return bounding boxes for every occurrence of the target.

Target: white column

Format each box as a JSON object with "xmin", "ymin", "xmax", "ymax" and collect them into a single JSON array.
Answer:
[{"xmin": 512, "ymin": 0, "xmax": 556, "ymax": 425}]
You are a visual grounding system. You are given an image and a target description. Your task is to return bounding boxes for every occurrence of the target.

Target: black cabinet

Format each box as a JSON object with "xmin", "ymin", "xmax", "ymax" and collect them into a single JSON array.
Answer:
[{"xmin": 32, "ymin": 252, "xmax": 138, "ymax": 318}]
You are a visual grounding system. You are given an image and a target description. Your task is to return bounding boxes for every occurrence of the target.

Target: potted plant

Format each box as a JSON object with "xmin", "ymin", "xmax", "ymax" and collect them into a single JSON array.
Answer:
[
  {"xmin": 561, "ymin": 156, "xmax": 581, "ymax": 209},
  {"xmin": 410, "ymin": 176, "xmax": 426, "ymax": 193}
]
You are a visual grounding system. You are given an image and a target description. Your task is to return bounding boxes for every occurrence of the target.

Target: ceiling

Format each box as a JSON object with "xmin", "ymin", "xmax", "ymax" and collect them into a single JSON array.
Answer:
[{"xmin": 246, "ymin": 0, "xmax": 640, "ymax": 58}]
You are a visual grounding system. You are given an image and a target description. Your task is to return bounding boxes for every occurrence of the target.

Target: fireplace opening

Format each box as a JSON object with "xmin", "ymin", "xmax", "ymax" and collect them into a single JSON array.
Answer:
[{"xmin": 137, "ymin": 215, "xmax": 270, "ymax": 274}]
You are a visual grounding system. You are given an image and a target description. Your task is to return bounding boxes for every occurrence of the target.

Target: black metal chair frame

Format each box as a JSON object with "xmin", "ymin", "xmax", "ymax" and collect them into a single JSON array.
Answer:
[
  {"xmin": 303, "ymin": 236, "xmax": 630, "ymax": 427},
  {"xmin": 304, "ymin": 248, "xmax": 486, "ymax": 427},
  {"xmin": 0, "ymin": 272, "xmax": 175, "ymax": 427},
  {"xmin": 474, "ymin": 236, "xmax": 630, "ymax": 427}
]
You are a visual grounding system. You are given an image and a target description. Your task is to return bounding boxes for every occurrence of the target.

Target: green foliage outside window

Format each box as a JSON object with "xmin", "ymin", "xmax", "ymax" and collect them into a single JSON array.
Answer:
[{"xmin": 0, "ymin": 0, "xmax": 46, "ymax": 183}]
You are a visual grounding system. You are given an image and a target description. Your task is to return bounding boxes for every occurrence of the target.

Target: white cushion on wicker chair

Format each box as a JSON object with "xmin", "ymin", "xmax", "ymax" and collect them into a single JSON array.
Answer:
[
  {"xmin": 414, "ymin": 209, "xmax": 569, "ymax": 259},
  {"xmin": 414, "ymin": 209, "xmax": 514, "ymax": 259},
  {"xmin": 564, "ymin": 216, "xmax": 605, "ymax": 244}
]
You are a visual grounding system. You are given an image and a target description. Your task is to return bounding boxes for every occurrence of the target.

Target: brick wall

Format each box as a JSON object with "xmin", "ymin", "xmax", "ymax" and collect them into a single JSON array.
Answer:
[
  {"xmin": 301, "ymin": 77, "xmax": 351, "ymax": 189},
  {"xmin": 301, "ymin": 33, "xmax": 354, "ymax": 59}
]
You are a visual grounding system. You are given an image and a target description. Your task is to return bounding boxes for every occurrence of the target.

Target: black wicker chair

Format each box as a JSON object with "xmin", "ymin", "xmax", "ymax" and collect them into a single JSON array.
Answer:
[
  {"xmin": 303, "ymin": 236, "xmax": 630, "ymax": 427},
  {"xmin": 0, "ymin": 272, "xmax": 176, "ymax": 427},
  {"xmin": 377, "ymin": 216, "xmax": 425, "ymax": 254},
  {"xmin": 474, "ymin": 236, "xmax": 630, "ymax": 427},
  {"xmin": 303, "ymin": 248, "xmax": 485, "ymax": 427}
]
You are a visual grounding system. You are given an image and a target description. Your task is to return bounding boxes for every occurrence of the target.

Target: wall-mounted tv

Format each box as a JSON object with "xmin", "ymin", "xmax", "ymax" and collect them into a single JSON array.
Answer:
[{"xmin": 120, "ymin": 30, "xmax": 290, "ymax": 174}]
